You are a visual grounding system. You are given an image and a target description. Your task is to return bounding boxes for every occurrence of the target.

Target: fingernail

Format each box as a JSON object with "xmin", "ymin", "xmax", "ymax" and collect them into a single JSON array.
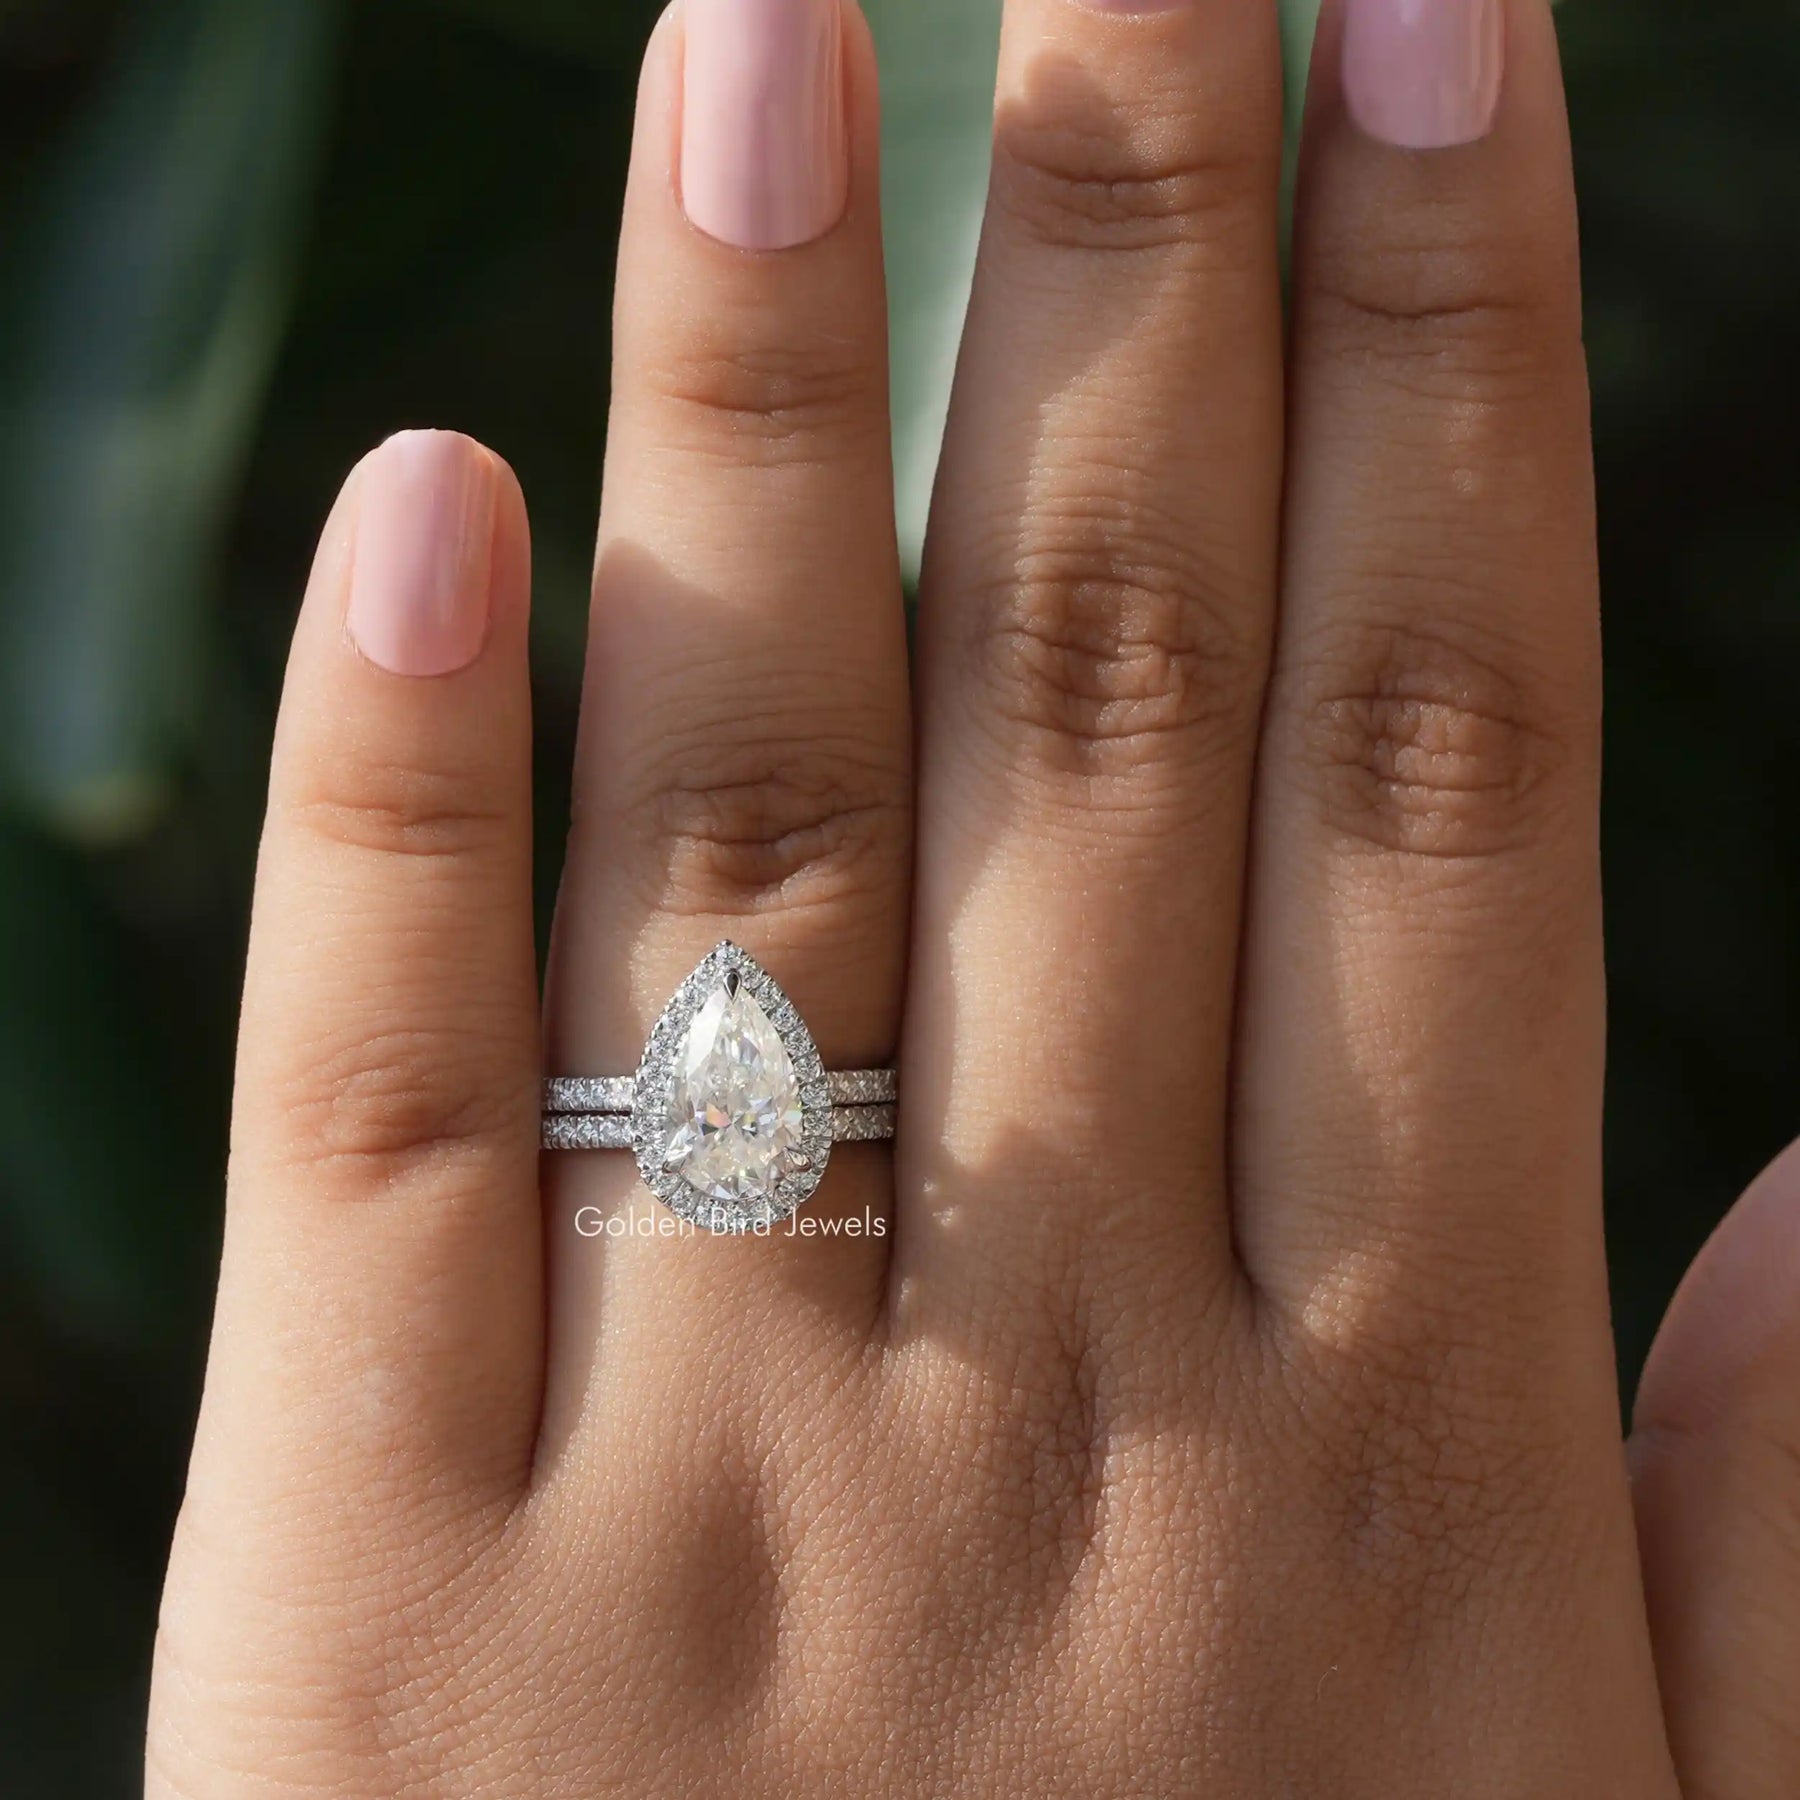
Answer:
[
  {"xmin": 681, "ymin": 0, "xmax": 847, "ymax": 250},
  {"xmin": 1342, "ymin": 0, "xmax": 1505, "ymax": 150},
  {"xmin": 346, "ymin": 432, "xmax": 497, "ymax": 677}
]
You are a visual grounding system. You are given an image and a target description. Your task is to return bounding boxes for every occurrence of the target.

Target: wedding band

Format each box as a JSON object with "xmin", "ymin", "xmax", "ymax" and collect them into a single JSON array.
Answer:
[
  {"xmin": 541, "ymin": 1105, "xmax": 897, "ymax": 1152},
  {"xmin": 541, "ymin": 940, "xmax": 896, "ymax": 1236},
  {"xmin": 543, "ymin": 1068, "xmax": 897, "ymax": 1112}
]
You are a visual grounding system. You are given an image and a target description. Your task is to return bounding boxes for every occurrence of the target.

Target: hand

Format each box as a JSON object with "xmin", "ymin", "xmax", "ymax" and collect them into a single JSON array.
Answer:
[{"xmin": 147, "ymin": 0, "xmax": 1800, "ymax": 1793}]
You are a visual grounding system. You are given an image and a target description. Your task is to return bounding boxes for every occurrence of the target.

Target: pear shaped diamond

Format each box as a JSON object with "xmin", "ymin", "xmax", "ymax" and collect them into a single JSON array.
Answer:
[
  {"xmin": 633, "ymin": 942, "xmax": 833, "ymax": 1231},
  {"xmin": 660, "ymin": 973, "xmax": 804, "ymax": 1203}
]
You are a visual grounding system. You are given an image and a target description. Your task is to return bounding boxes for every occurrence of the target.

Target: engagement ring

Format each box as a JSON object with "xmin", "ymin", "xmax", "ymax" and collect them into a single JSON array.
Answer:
[{"xmin": 541, "ymin": 941, "xmax": 896, "ymax": 1235}]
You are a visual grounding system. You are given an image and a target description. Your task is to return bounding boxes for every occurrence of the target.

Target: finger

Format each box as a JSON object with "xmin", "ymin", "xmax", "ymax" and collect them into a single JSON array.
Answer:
[
  {"xmin": 898, "ymin": 0, "xmax": 1287, "ymax": 1325},
  {"xmin": 538, "ymin": 0, "xmax": 909, "ymax": 1459},
  {"xmin": 193, "ymin": 431, "xmax": 542, "ymax": 1516},
  {"xmin": 1632, "ymin": 1141, "xmax": 1800, "ymax": 1800},
  {"xmin": 1232, "ymin": 10, "xmax": 1677, "ymax": 1777},
  {"xmin": 1235, "ymin": 0, "xmax": 1607, "ymax": 1336}
]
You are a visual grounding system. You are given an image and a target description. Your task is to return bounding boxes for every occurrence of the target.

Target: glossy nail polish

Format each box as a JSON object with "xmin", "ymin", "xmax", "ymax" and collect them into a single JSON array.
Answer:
[
  {"xmin": 346, "ymin": 432, "xmax": 496, "ymax": 677},
  {"xmin": 1342, "ymin": 0, "xmax": 1504, "ymax": 151},
  {"xmin": 682, "ymin": 0, "xmax": 847, "ymax": 250}
]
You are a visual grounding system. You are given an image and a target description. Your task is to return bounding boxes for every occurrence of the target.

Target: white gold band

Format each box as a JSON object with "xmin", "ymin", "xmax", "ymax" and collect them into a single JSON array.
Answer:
[
  {"xmin": 542, "ymin": 1102, "xmax": 896, "ymax": 1153},
  {"xmin": 543, "ymin": 1069, "xmax": 896, "ymax": 1116}
]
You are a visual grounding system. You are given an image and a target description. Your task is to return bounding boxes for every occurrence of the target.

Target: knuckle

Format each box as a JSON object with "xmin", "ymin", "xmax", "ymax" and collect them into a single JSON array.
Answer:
[
  {"xmin": 967, "ymin": 519, "xmax": 1262, "ymax": 778},
  {"xmin": 993, "ymin": 97, "xmax": 1267, "ymax": 259},
  {"xmin": 942, "ymin": 1322, "xmax": 1111, "ymax": 1595},
  {"xmin": 1277, "ymin": 1310, "xmax": 1587, "ymax": 1624},
  {"xmin": 290, "ymin": 760, "xmax": 512, "ymax": 865},
  {"xmin": 619, "ymin": 728, "xmax": 909, "ymax": 919},
  {"xmin": 272, "ymin": 1021, "xmax": 526, "ymax": 1189},
  {"xmin": 647, "ymin": 328, "xmax": 882, "ymax": 460},
  {"xmin": 1303, "ymin": 216, "xmax": 1579, "ymax": 397},
  {"xmin": 1286, "ymin": 616, "xmax": 1581, "ymax": 863},
  {"xmin": 1014, "ymin": 1327, "xmax": 1108, "ymax": 1587}
]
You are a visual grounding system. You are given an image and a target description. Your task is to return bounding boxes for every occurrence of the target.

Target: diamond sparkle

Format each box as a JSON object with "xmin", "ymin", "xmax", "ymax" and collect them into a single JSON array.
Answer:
[{"xmin": 660, "ymin": 977, "xmax": 804, "ymax": 1203}]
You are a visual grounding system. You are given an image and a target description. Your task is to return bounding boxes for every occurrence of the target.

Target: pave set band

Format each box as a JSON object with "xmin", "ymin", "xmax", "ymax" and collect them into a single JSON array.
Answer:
[
  {"xmin": 542, "ymin": 1073, "xmax": 897, "ymax": 1150},
  {"xmin": 544, "ymin": 1069, "xmax": 898, "ymax": 1114},
  {"xmin": 540, "ymin": 940, "xmax": 896, "ymax": 1236}
]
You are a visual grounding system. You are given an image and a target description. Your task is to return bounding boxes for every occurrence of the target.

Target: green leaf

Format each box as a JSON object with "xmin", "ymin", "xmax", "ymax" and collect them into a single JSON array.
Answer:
[
  {"xmin": 866, "ymin": 0, "xmax": 1001, "ymax": 580},
  {"xmin": 0, "ymin": 0, "xmax": 341, "ymax": 843},
  {"xmin": 1281, "ymin": 0, "xmax": 1325, "ymax": 157},
  {"xmin": 1280, "ymin": 0, "xmax": 1325, "ymax": 266}
]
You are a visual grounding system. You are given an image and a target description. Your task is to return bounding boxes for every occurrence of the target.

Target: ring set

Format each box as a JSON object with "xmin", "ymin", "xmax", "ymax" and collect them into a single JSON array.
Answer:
[{"xmin": 541, "ymin": 940, "xmax": 896, "ymax": 1236}]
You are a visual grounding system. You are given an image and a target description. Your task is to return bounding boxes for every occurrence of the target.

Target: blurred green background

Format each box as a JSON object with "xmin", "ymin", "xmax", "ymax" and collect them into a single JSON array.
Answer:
[{"xmin": 1, "ymin": 0, "xmax": 1795, "ymax": 1789}]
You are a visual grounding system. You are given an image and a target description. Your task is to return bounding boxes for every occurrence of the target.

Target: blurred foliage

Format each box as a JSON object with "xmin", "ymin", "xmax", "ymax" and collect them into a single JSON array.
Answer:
[
  {"xmin": 1, "ymin": 0, "xmax": 1797, "ymax": 1791},
  {"xmin": 0, "ymin": 0, "xmax": 338, "ymax": 839}
]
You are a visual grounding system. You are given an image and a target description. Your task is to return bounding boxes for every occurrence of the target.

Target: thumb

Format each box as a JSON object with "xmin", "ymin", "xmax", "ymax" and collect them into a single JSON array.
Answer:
[{"xmin": 1630, "ymin": 1138, "xmax": 1800, "ymax": 1800}]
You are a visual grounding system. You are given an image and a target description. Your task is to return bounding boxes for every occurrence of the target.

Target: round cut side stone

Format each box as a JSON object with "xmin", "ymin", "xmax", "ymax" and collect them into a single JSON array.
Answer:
[{"xmin": 662, "ymin": 980, "xmax": 804, "ymax": 1203}]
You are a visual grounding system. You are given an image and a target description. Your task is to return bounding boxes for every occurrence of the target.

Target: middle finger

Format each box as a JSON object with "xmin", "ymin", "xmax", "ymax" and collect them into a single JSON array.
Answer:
[{"xmin": 900, "ymin": 0, "xmax": 1286, "ymax": 1330}]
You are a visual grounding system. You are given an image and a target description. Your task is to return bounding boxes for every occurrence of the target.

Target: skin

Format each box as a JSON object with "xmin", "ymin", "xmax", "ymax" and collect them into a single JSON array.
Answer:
[{"xmin": 147, "ymin": 1, "xmax": 1800, "ymax": 1795}]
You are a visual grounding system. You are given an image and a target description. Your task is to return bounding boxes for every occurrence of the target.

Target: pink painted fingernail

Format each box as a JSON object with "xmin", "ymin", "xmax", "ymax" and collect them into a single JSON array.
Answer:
[
  {"xmin": 346, "ymin": 432, "xmax": 497, "ymax": 677},
  {"xmin": 681, "ymin": 0, "xmax": 847, "ymax": 250},
  {"xmin": 1342, "ymin": 0, "xmax": 1505, "ymax": 150}
]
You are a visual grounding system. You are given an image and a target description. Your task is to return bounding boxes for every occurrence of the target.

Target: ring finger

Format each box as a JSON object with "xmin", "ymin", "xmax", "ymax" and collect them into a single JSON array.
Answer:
[{"xmin": 538, "ymin": 0, "xmax": 910, "ymax": 1465}]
